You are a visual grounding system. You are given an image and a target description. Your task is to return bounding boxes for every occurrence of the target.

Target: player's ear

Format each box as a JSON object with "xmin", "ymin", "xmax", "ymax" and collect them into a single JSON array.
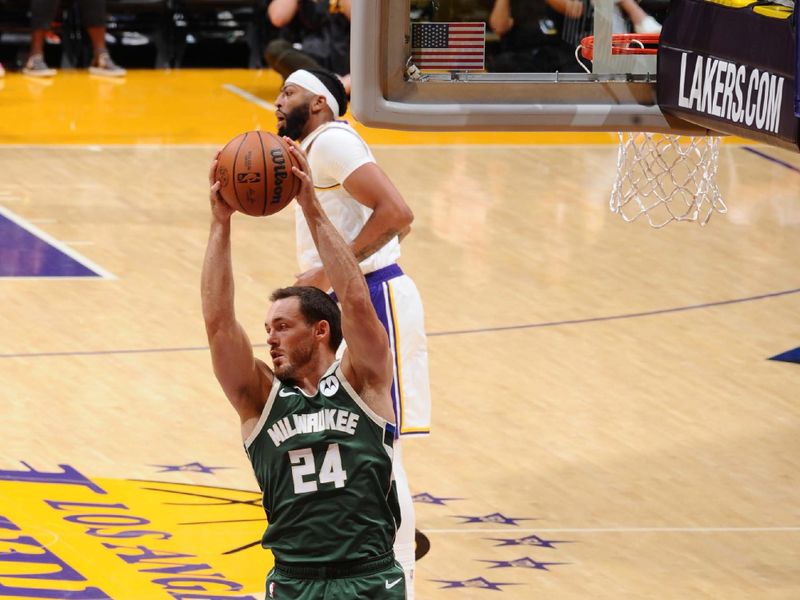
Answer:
[
  {"xmin": 314, "ymin": 320, "xmax": 330, "ymax": 342},
  {"xmin": 311, "ymin": 95, "xmax": 330, "ymax": 115}
]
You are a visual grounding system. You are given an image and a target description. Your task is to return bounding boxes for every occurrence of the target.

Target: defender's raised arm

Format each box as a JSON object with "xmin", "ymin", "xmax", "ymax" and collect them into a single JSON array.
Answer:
[{"xmin": 286, "ymin": 140, "xmax": 394, "ymax": 424}]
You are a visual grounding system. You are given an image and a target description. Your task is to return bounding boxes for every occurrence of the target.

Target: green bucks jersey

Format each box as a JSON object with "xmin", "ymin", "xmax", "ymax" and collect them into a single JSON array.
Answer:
[{"xmin": 244, "ymin": 361, "xmax": 400, "ymax": 564}]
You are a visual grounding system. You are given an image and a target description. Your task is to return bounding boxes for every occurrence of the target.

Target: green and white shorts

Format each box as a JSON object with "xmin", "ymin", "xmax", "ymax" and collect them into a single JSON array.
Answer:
[{"xmin": 266, "ymin": 552, "xmax": 406, "ymax": 600}]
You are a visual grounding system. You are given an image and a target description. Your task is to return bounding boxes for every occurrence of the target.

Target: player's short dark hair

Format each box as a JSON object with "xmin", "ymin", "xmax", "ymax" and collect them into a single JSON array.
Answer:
[
  {"xmin": 270, "ymin": 286, "xmax": 342, "ymax": 351},
  {"xmin": 306, "ymin": 68, "xmax": 349, "ymax": 117}
]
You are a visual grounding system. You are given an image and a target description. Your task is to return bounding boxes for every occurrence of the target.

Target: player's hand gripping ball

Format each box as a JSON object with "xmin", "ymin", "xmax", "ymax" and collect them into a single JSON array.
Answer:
[{"xmin": 215, "ymin": 131, "xmax": 302, "ymax": 216}]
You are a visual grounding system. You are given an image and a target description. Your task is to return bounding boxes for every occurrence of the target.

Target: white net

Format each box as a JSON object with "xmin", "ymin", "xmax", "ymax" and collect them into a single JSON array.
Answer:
[{"xmin": 611, "ymin": 132, "xmax": 727, "ymax": 228}]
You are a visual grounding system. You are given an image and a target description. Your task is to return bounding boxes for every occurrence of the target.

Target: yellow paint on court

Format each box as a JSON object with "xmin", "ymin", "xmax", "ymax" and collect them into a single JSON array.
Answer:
[
  {"xmin": 0, "ymin": 473, "xmax": 268, "ymax": 599},
  {"xmin": 0, "ymin": 68, "xmax": 738, "ymax": 146}
]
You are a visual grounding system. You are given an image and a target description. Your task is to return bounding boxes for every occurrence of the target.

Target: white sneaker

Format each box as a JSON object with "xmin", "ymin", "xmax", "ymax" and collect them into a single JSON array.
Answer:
[
  {"xmin": 89, "ymin": 52, "xmax": 126, "ymax": 77},
  {"xmin": 634, "ymin": 15, "xmax": 662, "ymax": 34},
  {"xmin": 121, "ymin": 31, "xmax": 149, "ymax": 46},
  {"xmin": 23, "ymin": 54, "xmax": 57, "ymax": 77}
]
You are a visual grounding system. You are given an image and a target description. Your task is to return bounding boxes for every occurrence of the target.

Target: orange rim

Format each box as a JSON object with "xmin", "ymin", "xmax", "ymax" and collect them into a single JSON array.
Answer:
[{"xmin": 579, "ymin": 33, "xmax": 660, "ymax": 60}]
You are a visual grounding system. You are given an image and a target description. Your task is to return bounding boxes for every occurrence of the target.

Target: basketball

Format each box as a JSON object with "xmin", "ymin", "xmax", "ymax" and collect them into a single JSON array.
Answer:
[{"xmin": 215, "ymin": 131, "xmax": 302, "ymax": 217}]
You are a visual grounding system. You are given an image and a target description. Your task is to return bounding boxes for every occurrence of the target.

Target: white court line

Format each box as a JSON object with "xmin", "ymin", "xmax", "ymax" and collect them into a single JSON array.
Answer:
[
  {"xmin": 0, "ymin": 205, "xmax": 116, "ymax": 280},
  {"xmin": 425, "ymin": 527, "xmax": 800, "ymax": 534},
  {"xmin": 222, "ymin": 84, "xmax": 276, "ymax": 112}
]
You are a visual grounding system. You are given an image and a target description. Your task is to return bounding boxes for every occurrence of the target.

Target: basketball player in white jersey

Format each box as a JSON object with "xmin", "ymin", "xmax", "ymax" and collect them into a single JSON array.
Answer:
[{"xmin": 274, "ymin": 68, "xmax": 431, "ymax": 598}]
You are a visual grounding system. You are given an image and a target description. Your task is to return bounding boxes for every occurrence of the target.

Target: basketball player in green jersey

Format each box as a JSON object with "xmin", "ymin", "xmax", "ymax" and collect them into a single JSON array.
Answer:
[{"xmin": 201, "ymin": 141, "xmax": 406, "ymax": 599}]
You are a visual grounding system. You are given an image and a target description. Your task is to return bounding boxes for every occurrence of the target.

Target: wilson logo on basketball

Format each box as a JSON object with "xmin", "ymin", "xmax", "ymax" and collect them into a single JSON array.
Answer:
[
  {"xmin": 270, "ymin": 148, "xmax": 288, "ymax": 205},
  {"xmin": 237, "ymin": 172, "xmax": 261, "ymax": 184}
]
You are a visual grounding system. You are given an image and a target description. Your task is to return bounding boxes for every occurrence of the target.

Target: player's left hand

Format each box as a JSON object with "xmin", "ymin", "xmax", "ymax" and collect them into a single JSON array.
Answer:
[{"xmin": 284, "ymin": 137, "xmax": 315, "ymax": 209}]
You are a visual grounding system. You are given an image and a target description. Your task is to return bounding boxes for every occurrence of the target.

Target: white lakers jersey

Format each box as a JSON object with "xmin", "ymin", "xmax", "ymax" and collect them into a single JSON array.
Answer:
[{"xmin": 295, "ymin": 122, "xmax": 401, "ymax": 274}]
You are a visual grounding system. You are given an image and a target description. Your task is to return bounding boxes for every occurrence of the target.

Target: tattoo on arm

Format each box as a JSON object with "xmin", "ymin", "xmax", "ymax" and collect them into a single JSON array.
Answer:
[{"xmin": 354, "ymin": 229, "xmax": 400, "ymax": 262}]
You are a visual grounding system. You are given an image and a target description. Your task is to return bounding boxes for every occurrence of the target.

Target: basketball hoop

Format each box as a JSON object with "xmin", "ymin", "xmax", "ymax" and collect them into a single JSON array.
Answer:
[
  {"xmin": 577, "ymin": 33, "xmax": 659, "ymax": 61},
  {"xmin": 611, "ymin": 132, "xmax": 726, "ymax": 227},
  {"xmin": 578, "ymin": 34, "xmax": 727, "ymax": 228}
]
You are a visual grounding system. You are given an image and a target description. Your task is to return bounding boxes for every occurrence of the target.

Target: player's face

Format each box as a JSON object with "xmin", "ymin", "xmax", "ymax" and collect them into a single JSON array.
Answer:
[
  {"xmin": 275, "ymin": 84, "xmax": 312, "ymax": 140},
  {"xmin": 265, "ymin": 297, "xmax": 316, "ymax": 381}
]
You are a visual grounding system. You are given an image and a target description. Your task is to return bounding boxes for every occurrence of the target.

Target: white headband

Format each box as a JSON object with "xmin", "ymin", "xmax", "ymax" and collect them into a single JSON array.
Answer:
[{"xmin": 285, "ymin": 70, "xmax": 340, "ymax": 117}]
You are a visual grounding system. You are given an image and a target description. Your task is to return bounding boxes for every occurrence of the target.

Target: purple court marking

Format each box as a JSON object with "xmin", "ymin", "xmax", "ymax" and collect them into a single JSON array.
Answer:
[
  {"xmin": 741, "ymin": 147, "xmax": 800, "ymax": 174},
  {"xmin": 2, "ymin": 287, "xmax": 798, "ymax": 359},
  {"xmin": 426, "ymin": 287, "xmax": 800, "ymax": 337},
  {"xmin": 769, "ymin": 347, "xmax": 800, "ymax": 364},
  {"xmin": 0, "ymin": 206, "xmax": 113, "ymax": 278}
]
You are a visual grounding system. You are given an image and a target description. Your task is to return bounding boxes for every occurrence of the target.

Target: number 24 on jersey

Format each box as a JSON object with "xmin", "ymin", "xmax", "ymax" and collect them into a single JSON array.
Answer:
[{"xmin": 288, "ymin": 443, "xmax": 348, "ymax": 494}]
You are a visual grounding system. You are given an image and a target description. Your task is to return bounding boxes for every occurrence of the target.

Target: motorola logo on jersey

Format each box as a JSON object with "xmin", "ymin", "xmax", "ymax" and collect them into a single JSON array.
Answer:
[{"xmin": 319, "ymin": 375, "xmax": 340, "ymax": 397}]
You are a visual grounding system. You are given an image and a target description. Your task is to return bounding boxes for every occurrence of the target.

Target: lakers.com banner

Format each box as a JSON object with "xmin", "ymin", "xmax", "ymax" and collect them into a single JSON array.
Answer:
[{"xmin": 657, "ymin": 0, "xmax": 799, "ymax": 151}]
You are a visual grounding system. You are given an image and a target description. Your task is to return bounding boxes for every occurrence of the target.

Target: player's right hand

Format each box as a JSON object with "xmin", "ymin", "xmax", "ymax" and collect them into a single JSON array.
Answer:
[{"xmin": 208, "ymin": 151, "xmax": 235, "ymax": 221}]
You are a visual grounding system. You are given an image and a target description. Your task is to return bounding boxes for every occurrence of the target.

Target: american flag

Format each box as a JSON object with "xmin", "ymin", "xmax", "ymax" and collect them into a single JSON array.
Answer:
[{"xmin": 411, "ymin": 22, "xmax": 486, "ymax": 71}]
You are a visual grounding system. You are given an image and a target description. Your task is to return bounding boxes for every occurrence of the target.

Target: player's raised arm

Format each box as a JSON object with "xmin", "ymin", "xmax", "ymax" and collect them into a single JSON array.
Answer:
[
  {"xmin": 201, "ymin": 154, "xmax": 273, "ymax": 432},
  {"xmin": 286, "ymin": 140, "xmax": 394, "ymax": 422}
]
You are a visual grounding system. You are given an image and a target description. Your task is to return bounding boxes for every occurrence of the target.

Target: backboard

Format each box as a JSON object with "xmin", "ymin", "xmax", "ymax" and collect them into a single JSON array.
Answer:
[{"xmin": 350, "ymin": 0, "xmax": 710, "ymax": 133}]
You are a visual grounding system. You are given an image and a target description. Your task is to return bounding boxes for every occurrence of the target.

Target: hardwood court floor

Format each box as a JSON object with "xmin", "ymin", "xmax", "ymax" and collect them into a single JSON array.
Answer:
[{"xmin": 0, "ymin": 69, "xmax": 799, "ymax": 599}]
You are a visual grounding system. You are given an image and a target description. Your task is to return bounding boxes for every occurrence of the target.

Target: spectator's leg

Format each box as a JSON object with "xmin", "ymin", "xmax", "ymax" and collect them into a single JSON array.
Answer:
[
  {"xmin": 79, "ymin": 0, "xmax": 125, "ymax": 76},
  {"xmin": 25, "ymin": 0, "xmax": 59, "ymax": 75},
  {"xmin": 264, "ymin": 38, "xmax": 322, "ymax": 79},
  {"xmin": 30, "ymin": 0, "xmax": 59, "ymax": 37},
  {"xmin": 30, "ymin": 0, "xmax": 59, "ymax": 56},
  {"xmin": 29, "ymin": 29, "xmax": 47, "ymax": 58},
  {"xmin": 78, "ymin": 0, "xmax": 108, "ymax": 60}
]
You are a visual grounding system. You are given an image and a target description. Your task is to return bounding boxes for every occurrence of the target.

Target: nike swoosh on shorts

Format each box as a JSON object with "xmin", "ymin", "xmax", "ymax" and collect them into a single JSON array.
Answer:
[{"xmin": 385, "ymin": 577, "xmax": 402, "ymax": 589}]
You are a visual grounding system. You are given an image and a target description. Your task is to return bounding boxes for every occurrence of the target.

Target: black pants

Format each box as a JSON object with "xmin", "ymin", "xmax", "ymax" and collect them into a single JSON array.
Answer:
[
  {"xmin": 31, "ymin": 0, "xmax": 106, "ymax": 30},
  {"xmin": 264, "ymin": 38, "xmax": 323, "ymax": 80},
  {"xmin": 487, "ymin": 43, "xmax": 583, "ymax": 74}
]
